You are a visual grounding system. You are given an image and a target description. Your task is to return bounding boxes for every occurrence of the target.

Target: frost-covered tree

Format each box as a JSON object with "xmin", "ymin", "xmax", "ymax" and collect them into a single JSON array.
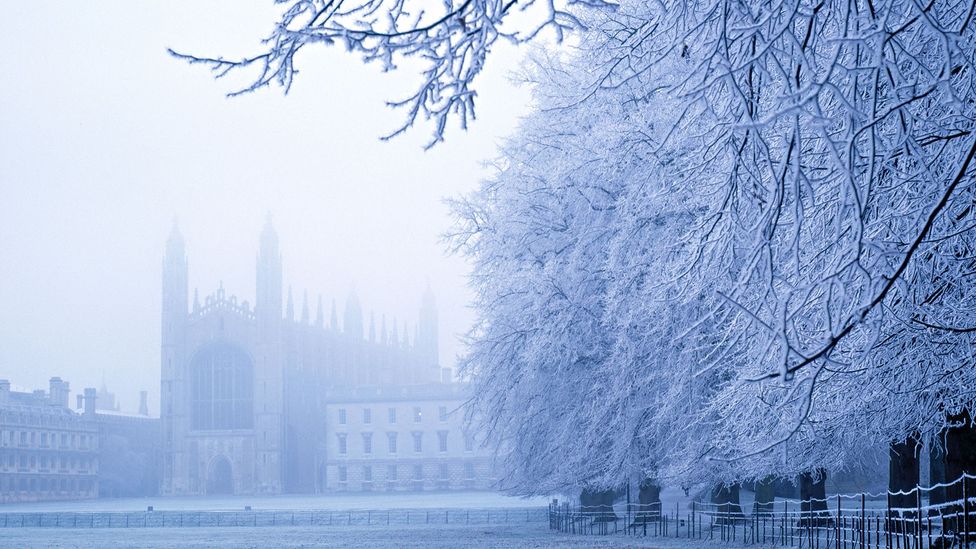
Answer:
[
  {"xmin": 454, "ymin": 0, "xmax": 976, "ymax": 494},
  {"xmin": 652, "ymin": 0, "xmax": 976, "ymax": 464},
  {"xmin": 448, "ymin": 51, "xmax": 624, "ymax": 493},
  {"xmin": 171, "ymin": 0, "xmax": 614, "ymax": 147}
]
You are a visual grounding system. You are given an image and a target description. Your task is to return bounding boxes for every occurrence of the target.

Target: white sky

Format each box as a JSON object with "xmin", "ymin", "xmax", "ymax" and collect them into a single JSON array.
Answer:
[{"xmin": 0, "ymin": 1, "xmax": 532, "ymax": 414}]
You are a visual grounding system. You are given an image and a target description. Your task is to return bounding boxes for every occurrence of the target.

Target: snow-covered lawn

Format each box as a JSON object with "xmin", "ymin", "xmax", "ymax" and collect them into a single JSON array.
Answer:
[
  {"xmin": 0, "ymin": 490, "xmax": 550, "ymax": 513},
  {"xmin": 2, "ymin": 523, "xmax": 756, "ymax": 548},
  {"xmin": 0, "ymin": 489, "xmax": 762, "ymax": 547}
]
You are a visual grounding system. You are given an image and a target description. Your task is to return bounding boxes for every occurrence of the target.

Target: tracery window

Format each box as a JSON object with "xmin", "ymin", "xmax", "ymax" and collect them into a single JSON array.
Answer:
[{"xmin": 191, "ymin": 343, "xmax": 253, "ymax": 430}]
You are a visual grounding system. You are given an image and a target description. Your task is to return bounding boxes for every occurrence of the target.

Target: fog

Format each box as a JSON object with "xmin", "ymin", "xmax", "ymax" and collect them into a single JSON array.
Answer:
[{"xmin": 0, "ymin": 1, "xmax": 530, "ymax": 415}]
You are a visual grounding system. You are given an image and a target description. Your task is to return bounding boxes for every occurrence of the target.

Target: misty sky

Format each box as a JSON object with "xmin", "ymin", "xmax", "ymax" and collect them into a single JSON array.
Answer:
[{"xmin": 0, "ymin": 2, "xmax": 530, "ymax": 414}]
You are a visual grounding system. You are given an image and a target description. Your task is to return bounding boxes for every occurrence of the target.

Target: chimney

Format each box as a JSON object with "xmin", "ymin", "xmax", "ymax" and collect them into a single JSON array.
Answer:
[
  {"xmin": 139, "ymin": 391, "xmax": 149, "ymax": 416},
  {"xmin": 49, "ymin": 377, "xmax": 69, "ymax": 408},
  {"xmin": 0, "ymin": 379, "xmax": 9, "ymax": 405},
  {"xmin": 83, "ymin": 388, "xmax": 96, "ymax": 416}
]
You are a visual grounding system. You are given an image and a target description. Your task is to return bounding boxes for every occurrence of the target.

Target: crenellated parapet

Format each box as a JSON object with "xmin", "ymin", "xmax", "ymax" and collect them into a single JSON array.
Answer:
[{"xmin": 189, "ymin": 285, "xmax": 255, "ymax": 321}]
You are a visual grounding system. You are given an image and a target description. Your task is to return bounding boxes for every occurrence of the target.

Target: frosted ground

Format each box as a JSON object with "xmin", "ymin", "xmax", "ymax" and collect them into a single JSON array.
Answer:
[
  {"xmin": 0, "ymin": 489, "xmax": 741, "ymax": 548},
  {"xmin": 0, "ymin": 490, "xmax": 551, "ymax": 513},
  {"xmin": 0, "ymin": 523, "xmax": 763, "ymax": 549}
]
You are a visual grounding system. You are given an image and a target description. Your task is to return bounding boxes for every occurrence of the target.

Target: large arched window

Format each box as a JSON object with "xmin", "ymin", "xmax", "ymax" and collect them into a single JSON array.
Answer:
[{"xmin": 190, "ymin": 343, "xmax": 253, "ymax": 430}]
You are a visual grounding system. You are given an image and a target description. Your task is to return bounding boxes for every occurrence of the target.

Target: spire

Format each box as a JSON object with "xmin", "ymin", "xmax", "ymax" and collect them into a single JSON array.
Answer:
[
  {"xmin": 256, "ymin": 214, "xmax": 283, "ymax": 335},
  {"xmin": 165, "ymin": 219, "xmax": 185, "ymax": 260},
  {"xmin": 316, "ymin": 295, "xmax": 324, "ymax": 327},
  {"xmin": 286, "ymin": 286, "xmax": 294, "ymax": 321},
  {"xmin": 259, "ymin": 213, "xmax": 278, "ymax": 257},
  {"xmin": 369, "ymin": 312, "xmax": 376, "ymax": 342},
  {"xmin": 344, "ymin": 290, "xmax": 363, "ymax": 339},
  {"xmin": 330, "ymin": 299, "xmax": 338, "ymax": 331},
  {"xmin": 301, "ymin": 290, "xmax": 309, "ymax": 324},
  {"xmin": 162, "ymin": 219, "xmax": 189, "ymax": 345}
]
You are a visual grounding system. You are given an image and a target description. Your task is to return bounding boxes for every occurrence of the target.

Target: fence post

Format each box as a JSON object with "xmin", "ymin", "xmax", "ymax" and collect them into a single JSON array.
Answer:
[
  {"xmin": 861, "ymin": 493, "xmax": 866, "ymax": 549},
  {"xmin": 964, "ymin": 476, "xmax": 970, "ymax": 549},
  {"xmin": 915, "ymin": 487, "xmax": 921, "ymax": 549},
  {"xmin": 886, "ymin": 491, "xmax": 891, "ymax": 549},
  {"xmin": 840, "ymin": 492, "xmax": 848, "ymax": 548}
]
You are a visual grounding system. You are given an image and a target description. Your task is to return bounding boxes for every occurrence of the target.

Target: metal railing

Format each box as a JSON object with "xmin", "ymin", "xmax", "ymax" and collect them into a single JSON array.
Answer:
[
  {"xmin": 0, "ymin": 506, "xmax": 548, "ymax": 529},
  {"xmin": 549, "ymin": 474, "xmax": 976, "ymax": 547}
]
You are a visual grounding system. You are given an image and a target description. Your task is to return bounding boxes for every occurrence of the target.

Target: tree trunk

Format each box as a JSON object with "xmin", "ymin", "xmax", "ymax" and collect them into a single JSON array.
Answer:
[
  {"xmin": 635, "ymin": 479, "xmax": 661, "ymax": 523},
  {"xmin": 929, "ymin": 437, "xmax": 947, "ymax": 509},
  {"xmin": 754, "ymin": 476, "xmax": 775, "ymax": 517},
  {"xmin": 798, "ymin": 469, "xmax": 832, "ymax": 526},
  {"xmin": 711, "ymin": 483, "xmax": 745, "ymax": 524},
  {"xmin": 580, "ymin": 488, "xmax": 618, "ymax": 523},
  {"xmin": 944, "ymin": 410, "xmax": 976, "ymax": 536},
  {"xmin": 889, "ymin": 435, "xmax": 921, "ymax": 534}
]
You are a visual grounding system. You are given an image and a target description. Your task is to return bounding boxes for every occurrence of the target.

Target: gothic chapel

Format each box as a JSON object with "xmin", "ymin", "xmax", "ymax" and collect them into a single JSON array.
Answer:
[{"xmin": 160, "ymin": 219, "xmax": 441, "ymax": 494}]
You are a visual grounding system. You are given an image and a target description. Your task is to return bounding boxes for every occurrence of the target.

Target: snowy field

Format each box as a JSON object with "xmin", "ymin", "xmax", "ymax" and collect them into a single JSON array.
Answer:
[
  {"xmin": 1, "ymin": 523, "xmax": 757, "ymax": 548},
  {"xmin": 0, "ymin": 489, "xmax": 738, "ymax": 548},
  {"xmin": 0, "ymin": 490, "xmax": 550, "ymax": 513}
]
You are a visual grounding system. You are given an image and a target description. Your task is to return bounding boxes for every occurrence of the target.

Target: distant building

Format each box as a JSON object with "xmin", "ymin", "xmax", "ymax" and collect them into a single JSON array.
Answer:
[
  {"xmin": 0, "ymin": 378, "xmax": 99, "ymax": 503},
  {"xmin": 0, "ymin": 376, "xmax": 161, "ymax": 503},
  {"xmin": 94, "ymin": 380, "xmax": 120, "ymax": 412},
  {"xmin": 76, "ymin": 389, "xmax": 160, "ymax": 498},
  {"xmin": 161, "ymin": 219, "xmax": 494, "ymax": 495},
  {"xmin": 322, "ymin": 384, "xmax": 495, "ymax": 492}
]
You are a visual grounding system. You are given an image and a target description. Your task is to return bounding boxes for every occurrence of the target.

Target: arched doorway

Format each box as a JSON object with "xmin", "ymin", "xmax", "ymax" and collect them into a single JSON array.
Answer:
[{"xmin": 207, "ymin": 456, "xmax": 234, "ymax": 495}]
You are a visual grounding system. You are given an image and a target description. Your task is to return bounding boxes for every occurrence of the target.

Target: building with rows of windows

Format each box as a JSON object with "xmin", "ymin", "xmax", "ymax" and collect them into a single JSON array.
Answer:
[
  {"xmin": 0, "ymin": 378, "xmax": 99, "ymax": 503},
  {"xmin": 0, "ymin": 378, "xmax": 160, "ymax": 503},
  {"xmin": 322, "ymin": 384, "xmax": 495, "ymax": 492}
]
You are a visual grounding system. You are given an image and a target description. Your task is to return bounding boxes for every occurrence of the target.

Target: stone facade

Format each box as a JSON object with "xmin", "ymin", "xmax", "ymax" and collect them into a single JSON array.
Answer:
[
  {"xmin": 161, "ymin": 219, "xmax": 447, "ymax": 496},
  {"xmin": 0, "ymin": 379, "xmax": 160, "ymax": 503},
  {"xmin": 322, "ymin": 384, "xmax": 496, "ymax": 492},
  {"xmin": 0, "ymin": 379, "xmax": 99, "ymax": 503}
]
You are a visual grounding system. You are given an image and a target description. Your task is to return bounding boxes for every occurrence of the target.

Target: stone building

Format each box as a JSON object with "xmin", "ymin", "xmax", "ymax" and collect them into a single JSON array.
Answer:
[
  {"xmin": 0, "ymin": 379, "xmax": 99, "ymax": 503},
  {"xmin": 322, "ymin": 384, "xmax": 496, "ymax": 492},
  {"xmin": 161, "ymin": 219, "xmax": 451, "ymax": 495},
  {"xmin": 79, "ymin": 390, "xmax": 160, "ymax": 498}
]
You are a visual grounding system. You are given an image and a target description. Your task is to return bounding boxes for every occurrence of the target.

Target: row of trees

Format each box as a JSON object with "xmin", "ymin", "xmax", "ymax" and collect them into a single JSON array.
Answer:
[
  {"xmin": 176, "ymin": 0, "xmax": 976, "ymax": 503},
  {"xmin": 449, "ymin": 0, "xmax": 976, "ymax": 502}
]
